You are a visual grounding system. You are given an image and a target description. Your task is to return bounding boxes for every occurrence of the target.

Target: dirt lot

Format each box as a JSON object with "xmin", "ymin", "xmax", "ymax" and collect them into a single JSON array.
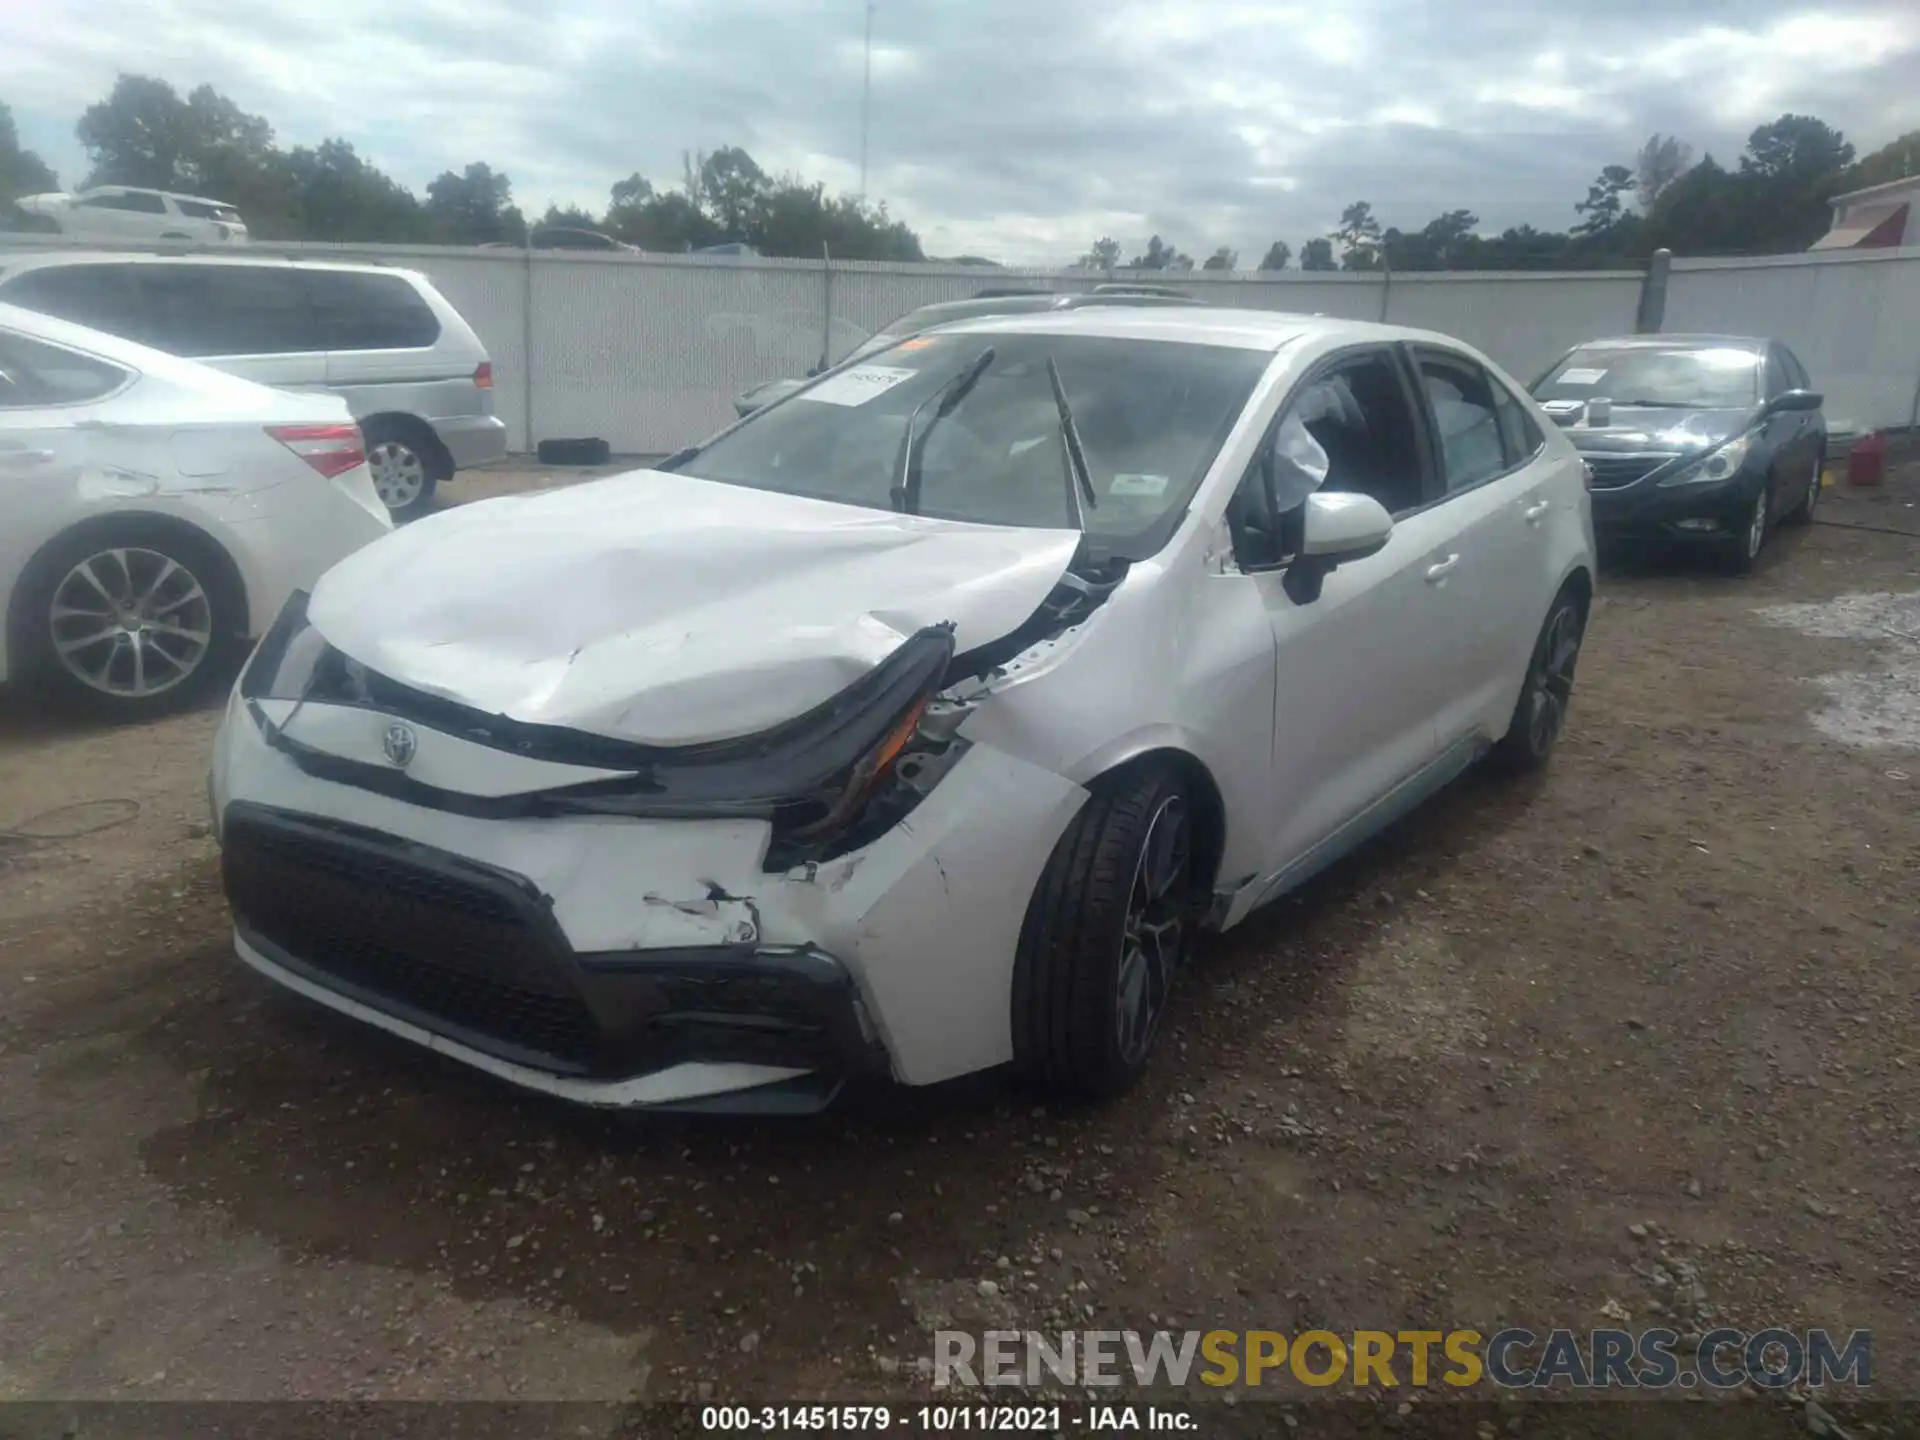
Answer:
[{"xmin": 1, "ymin": 462, "xmax": 1916, "ymax": 1428}]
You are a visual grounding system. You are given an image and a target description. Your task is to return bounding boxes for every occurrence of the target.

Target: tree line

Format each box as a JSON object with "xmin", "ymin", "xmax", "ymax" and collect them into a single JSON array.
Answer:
[
  {"xmin": 0, "ymin": 75, "xmax": 926, "ymax": 261},
  {"xmin": 1078, "ymin": 115, "xmax": 1919, "ymax": 274},
  {"xmin": 5, "ymin": 79, "xmax": 1917, "ymax": 271}
]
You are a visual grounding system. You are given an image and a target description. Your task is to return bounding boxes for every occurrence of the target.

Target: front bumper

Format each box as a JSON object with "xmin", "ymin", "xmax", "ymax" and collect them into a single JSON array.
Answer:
[
  {"xmin": 1589, "ymin": 471, "xmax": 1761, "ymax": 545},
  {"xmin": 429, "ymin": 413, "xmax": 508, "ymax": 472},
  {"xmin": 209, "ymin": 694, "xmax": 1086, "ymax": 1108}
]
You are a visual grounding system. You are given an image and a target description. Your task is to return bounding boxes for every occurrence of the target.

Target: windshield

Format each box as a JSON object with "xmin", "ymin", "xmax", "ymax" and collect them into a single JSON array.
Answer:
[
  {"xmin": 680, "ymin": 331, "xmax": 1266, "ymax": 556},
  {"xmin": 1533, "ymin": 346, "xmax": 1760, "ymax": 409}
]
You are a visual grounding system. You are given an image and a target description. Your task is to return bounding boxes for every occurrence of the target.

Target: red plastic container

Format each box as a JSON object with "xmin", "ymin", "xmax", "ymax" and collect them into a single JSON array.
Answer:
[{"xmin": 1846, "ymin": 431, "xmax": 1887, "ymax": 487}]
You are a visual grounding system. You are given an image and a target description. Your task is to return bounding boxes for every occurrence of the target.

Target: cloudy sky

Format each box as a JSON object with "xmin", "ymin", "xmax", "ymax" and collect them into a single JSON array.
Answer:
[{"xmin": 4, "ymin": 0, "xmax": 1919, "ymax": 263}]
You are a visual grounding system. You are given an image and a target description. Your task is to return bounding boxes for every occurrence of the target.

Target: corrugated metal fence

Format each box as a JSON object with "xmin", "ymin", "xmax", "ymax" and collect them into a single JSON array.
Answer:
[{"xmin": 6, "ymin": 236, "xmax": 1919, "ymax": 450}]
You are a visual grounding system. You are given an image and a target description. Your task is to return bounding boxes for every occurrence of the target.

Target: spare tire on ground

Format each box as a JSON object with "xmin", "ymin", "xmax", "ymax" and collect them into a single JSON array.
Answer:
[{"xmin": 536, "ymin": 438, "xmax": 612, "ymax": 466}]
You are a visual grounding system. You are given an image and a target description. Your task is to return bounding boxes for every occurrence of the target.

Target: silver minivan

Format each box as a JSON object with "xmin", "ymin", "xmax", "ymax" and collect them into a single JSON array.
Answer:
[{"xmin": 0, "ymin": 252, "xmax": 504, "ymax": 517}]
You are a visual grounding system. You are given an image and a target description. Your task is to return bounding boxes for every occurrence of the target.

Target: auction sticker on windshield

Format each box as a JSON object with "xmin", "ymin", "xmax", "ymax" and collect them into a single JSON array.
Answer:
[
  {"xmin": 1557, "ymin": 367, "xmax": 1608, "ymax": 386},
  {"xmin": 802, "ymin": 365, "xmax": 920, "ymax": 406}
]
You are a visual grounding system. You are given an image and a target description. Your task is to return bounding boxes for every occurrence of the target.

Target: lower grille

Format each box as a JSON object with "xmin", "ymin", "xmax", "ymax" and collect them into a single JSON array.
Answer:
[
  {"xmin": 223, "ymin": 809, "xmax": 598, "ymax": 1069},
  {"xmin": 1582, "ymin": 452, "xmax": 1675, "ymax": 489}
]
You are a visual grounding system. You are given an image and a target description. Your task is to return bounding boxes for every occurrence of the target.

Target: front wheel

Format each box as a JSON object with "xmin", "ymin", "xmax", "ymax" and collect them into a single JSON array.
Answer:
[
  {"xmin": 1491, "ymin": 589, "xmax": 1586, "ymax": 774},
  {"xmin": 1719, "ymin": 483, "xmax": 1770, "ymax": 575},
  {"xmin": 1782, "ymin": 450, "xmax": 1823, "ymax": 527},
  {"xmin": 1012, "ymin": 766, "xmax": 1193, "ymax": 1099}
]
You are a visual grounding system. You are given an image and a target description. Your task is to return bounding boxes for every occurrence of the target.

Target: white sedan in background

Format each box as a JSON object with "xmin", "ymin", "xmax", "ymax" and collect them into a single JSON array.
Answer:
[
  {"xmin": 210, "ymin": 307, "xmax": 1594, "ymax": 1113},
  {"xmin": 0, "ymin": 303, "xmax": 390, "ymax": 718}
]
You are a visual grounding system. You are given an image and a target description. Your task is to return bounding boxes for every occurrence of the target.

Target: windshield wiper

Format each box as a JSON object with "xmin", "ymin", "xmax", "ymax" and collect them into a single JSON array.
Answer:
[
  {"xmin": 1045, "ymin": 357, "xmax": 1098, "ymax": 530},
  {"xmin": 891, "ymin": 347, "xmax": 996, "ymax": 514}
]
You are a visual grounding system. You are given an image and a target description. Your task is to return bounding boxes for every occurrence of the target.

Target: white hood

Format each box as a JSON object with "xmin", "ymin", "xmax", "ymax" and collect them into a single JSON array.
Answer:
[{"xmin": 308, "ymin": 470, "xmax": 1082, "ymax": 746}]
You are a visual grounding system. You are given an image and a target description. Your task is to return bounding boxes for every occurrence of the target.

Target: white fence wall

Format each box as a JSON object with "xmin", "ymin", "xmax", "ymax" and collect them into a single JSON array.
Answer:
[
  {"xmin": 1664, "ymin": 248, "xmax": 1920, "ymax": 434},
  {"xmin": 6, "ymin": 234, "xmax": 1918, "ymax": 451}
]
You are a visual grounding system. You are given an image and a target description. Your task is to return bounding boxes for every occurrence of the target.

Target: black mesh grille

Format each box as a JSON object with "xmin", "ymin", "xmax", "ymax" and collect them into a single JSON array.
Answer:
[
  {"xmin": 1583, "ymin": 452, "xmax": 1674, "ymax": 489},
  {"xmin": 223, "ymin": 811, "xmax": 597, "ymax": 1068}
]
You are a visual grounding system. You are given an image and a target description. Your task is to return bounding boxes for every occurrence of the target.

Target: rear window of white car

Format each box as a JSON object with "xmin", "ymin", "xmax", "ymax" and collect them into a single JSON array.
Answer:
[{"xmin": 0, "ymin": 330, "xmax": 130, "ymax": 406}]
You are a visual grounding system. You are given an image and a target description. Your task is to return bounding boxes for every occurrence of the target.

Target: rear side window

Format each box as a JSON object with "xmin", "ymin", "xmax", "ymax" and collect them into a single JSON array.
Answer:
[
  {"xmin": 0, "ymin": 329, "xmax": 131, "ymax": 407},
  {"xmin": 81, "ymin": 191, "xmax": 167, "ymax": 214},
  {"xmin": 2, "ymin": 264, "xmax": 145, "ymax": 336},
  {"xmin": 305, "ymin": 271, "xmax": 441, "ymax": 350},
  {"xmin": 175, "ymin": 199, "xmax": 241, "ymax": 222},
  {"xmin": 1778, "ymin": 346, "xmax": 1811, "ymax": 391},
  {"xmin": 1416, "ymin": 352, "xmax": 1507, "ymax": 493},
  {"xmin": 131, "ymin": 264, "xmax": 320, "ymax": 357},
  {"xmin": 1492, "ymin": 376, "xmax": 1545, "ymax": 462}
]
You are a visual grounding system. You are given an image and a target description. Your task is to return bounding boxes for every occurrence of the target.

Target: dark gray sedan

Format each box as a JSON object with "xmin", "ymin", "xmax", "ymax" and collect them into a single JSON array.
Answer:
[{"xmin": 1531, "ymin": 334, "xmax": 1825, "ymax": 574}]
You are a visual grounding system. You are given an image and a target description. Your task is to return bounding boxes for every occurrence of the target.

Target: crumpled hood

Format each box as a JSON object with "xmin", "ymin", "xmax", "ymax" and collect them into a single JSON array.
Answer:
[{"xmin": 307, "ymin": 469, "xmax": 1082, "ymax": 746}]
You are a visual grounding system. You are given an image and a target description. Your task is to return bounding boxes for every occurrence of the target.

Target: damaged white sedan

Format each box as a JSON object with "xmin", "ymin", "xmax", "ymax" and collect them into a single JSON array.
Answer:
[{"xmin": 209, "ymin": 308, "xmax": 1595, "ymax": 1111}]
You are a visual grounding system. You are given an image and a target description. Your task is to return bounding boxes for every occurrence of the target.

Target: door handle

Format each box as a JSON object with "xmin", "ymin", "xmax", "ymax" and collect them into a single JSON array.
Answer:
[
  {"xmin": 1523, "ymin": 499, "xmax": 1551, "ymax": 523},
  {"xmin": 1425, "ymin": 554, "xmax": 1460, "ymax": 583}
]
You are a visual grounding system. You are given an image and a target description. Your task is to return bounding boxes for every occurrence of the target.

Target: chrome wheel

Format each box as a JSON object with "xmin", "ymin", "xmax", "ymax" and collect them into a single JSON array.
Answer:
[
  {"xmin": 1525, "ymin": 603, "xmax": 1582, "ymax": 755},
  {"xmin": 1746, "ymin": 487, "xmax": 1768, "ymax": 560},
  {"xmin": 1804, "ymin": 459, "xmax": 1821, "ymax": 517},
  {"xmin": 1114, "ymin": 794, "xmax": 1189, "ymax": 1067},
  {"xmin": 369, "ymin": 441, "xmax": 427, "ymax": 509},
  {"xmin": 48, "ymin": 547, "xmax": 213, "ymax": 698}
]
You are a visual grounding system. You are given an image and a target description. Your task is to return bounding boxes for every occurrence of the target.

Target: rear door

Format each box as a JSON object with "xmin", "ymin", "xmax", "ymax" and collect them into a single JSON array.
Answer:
[
  {"xmin": 0, "ymin": 329, "xmax": 131, "ymax": 638},
  {"xmin": 127, "ymin": 263, "xmax": 326, "ymax": 390},
  {"xmin": 1407, "ymin": 345, "xmax": 1561, "ymax": 746}
]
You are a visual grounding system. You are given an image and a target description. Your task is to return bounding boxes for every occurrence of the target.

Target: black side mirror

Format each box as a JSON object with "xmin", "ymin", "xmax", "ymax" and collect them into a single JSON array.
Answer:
[{"xmin": 1769, "ymin": 388, "xmax": 1822, "ymax": 414}]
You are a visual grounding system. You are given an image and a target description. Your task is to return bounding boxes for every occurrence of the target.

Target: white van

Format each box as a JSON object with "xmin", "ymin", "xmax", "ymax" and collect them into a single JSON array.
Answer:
[{"xmin": 0, "ymin": 252, "xmax": 504, "ymax": 517}]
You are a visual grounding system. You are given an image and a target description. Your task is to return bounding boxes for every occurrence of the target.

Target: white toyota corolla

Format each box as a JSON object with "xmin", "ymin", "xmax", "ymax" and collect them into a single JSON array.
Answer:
[{"xmin": 210, "ymin": 308, "xmax": 1595, "ymax": 1112}]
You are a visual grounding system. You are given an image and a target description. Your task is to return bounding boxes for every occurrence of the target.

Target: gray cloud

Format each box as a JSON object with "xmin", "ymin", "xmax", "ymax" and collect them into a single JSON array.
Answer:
[{"xmin": 4, "ymin": 0, "xmax": 1918, "ymax": 262}]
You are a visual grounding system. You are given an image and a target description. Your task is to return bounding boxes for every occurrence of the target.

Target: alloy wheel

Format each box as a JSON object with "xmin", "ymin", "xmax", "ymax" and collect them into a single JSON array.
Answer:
[
  {"xmin": 1114, "ymin": 794, "xmax": 1190, "ymax": 1066},
  {"xmin": 48, "ymin": 547, "xmax": 213, "ymax": 698},
  {"xmin": 369, "ymin": 441, "xmax": 426, "ymax": 508},
  {"xmin": 1805, "ymin": 459, "xmax": 1822, "ymax": 518},
  {"xmin": 1525, "ymin": 604, "xmax": 1583, "ymax": 755},
  {"xmin": 1746, "ymin": 487, "xmax": 1768, "ymax": 560}
]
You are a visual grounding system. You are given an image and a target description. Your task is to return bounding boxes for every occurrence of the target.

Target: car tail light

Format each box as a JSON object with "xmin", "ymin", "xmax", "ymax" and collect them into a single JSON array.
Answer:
[
  {"xmin": 268, "ymin": 423, "xmax": 366, "ymax": 478},
  {"xmin": 473, "ymin": 362, "xmax": 493, "ymax": 389}
]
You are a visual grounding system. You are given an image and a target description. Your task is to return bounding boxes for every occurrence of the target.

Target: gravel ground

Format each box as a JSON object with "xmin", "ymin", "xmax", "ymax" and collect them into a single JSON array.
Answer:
[{"xmin": 0, "ymin": 464, "xmax": 1916, "ymax": 1430}]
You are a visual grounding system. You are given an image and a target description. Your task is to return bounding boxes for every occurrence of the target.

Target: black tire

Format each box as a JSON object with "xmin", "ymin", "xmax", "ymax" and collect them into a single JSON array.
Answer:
[
  {"xmin": 1012, "ymin": 765, "xmax": 1193, "ymax": 1099},
  {"xmin": 9, "ymin": 520, "xmax": 238, "ymax": 721},
  {"xmin": 536, "ymin": 437, "xmax": 612, "ymax": 466},
  {"xmin": 1490, "ymin": 587, "xmax": 1586, "ymax": 775},
  {"xmin": 1718, "ymin": 481, "xmax": 1771, "ymax": 576},
  {"xmin": 362, "ymin": 419, "xmax": 442, "ymax": 521},
  {"xmin": 1782, "ymin": 449, "xmax": 1824, "ymax": 527}
]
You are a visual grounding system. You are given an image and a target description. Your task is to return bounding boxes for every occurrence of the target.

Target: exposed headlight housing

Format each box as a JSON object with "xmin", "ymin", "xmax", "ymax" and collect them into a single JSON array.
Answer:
[
  {"xmin": 1658, "ymin": 431, "xmax": 1754, "ymax": 487},
  {"xmin": 240, "ymin": 590, "xmax": 965, "ymax": 869}
]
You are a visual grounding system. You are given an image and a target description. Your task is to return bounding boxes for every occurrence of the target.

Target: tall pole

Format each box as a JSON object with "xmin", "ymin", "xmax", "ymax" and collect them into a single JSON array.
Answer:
[{"xmin": 858, "ymin": 0, "xmax": 875, "ymax": 202}]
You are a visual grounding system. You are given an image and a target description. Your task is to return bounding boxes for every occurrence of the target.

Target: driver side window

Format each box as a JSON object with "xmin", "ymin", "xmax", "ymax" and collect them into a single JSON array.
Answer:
[{"xmin": 1227, "ymin": 348, "xmax": 1427, "ymax": 570}]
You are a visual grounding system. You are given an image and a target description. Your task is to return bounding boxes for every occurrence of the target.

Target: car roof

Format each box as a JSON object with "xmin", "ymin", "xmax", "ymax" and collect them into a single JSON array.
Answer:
[
  {"xmin": 1571, "ymin": 333, "xmax": 1768, "ymax": 352},
  {"xmin": 928, "ymin": 305, "xmax": 1479, "ymax": 354},
  {"xmin": 83, "ymin": 185, "xmax": 236, "ymax": 207},
  {"xmin": 0, "ymin": 250, "xmax": 422, "ymax": 282}
]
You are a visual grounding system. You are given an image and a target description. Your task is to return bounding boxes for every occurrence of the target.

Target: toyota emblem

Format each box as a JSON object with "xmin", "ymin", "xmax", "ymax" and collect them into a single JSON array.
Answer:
[{"xmin": 381, "ymin": 722, "xmax": 418, "ymax": 769}]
